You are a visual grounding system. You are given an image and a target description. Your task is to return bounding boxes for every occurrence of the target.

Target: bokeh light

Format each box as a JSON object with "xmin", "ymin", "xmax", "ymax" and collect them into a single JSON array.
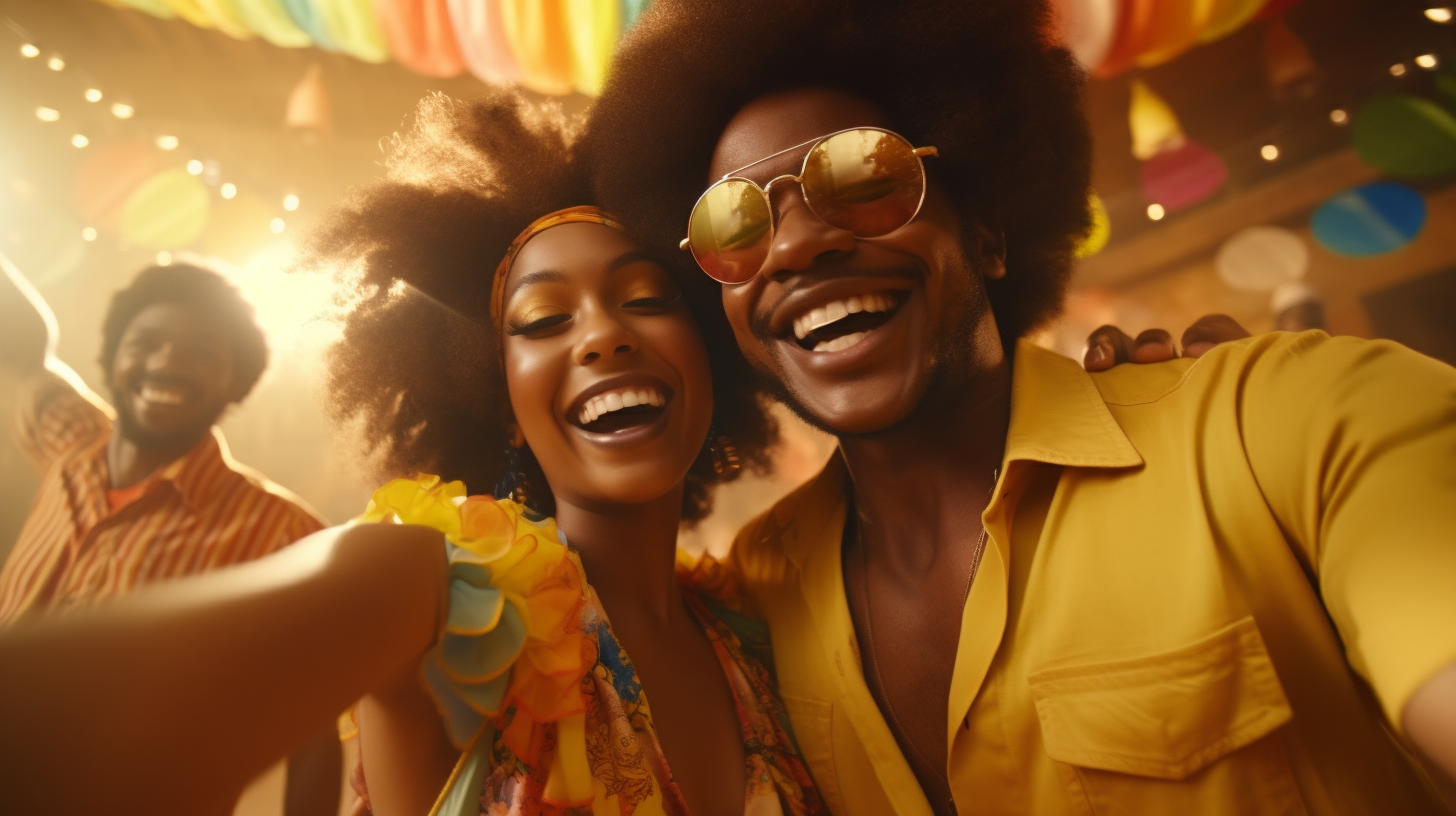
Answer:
[
  {"xmin": 110, "ymin": 102, "xmax": 134, "ymax": 119},
  {"xmin": 70, "ymin": 134, "xmax": 88, "ymax": 148},
  {"xmin": 220, "ymin": 182, "xmax": 238, "ymax": 199}
]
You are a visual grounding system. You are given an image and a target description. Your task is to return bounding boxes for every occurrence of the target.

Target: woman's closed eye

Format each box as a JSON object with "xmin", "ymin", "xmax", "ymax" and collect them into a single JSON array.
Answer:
[
  {"xmin": 505, "ymin": 312, "xmax": 571, "ymax": 337},
  {"xmin": 622, "ymin": 291, "xmax": 683, "ymax": 311}
]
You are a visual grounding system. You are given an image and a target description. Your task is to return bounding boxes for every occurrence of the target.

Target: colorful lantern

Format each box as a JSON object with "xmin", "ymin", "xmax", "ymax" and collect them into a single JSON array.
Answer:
[
  {"xmin": 121, "ymin": 169, "xmax": 213, "ymax": 249},
  {"xmin": 314, "ymin": 0, "xmax": 390, "ymax": 62},
  {"xmin": 1139, "ymin": 139, "xmax": 1227, "ymax": 211},
  {"xmin": 1134, "ymin": 0, "xmax": 1216, "ymax": 69},
  {"xmin": 1129, "ymin": 80, "xmax": 1186, "ymax": 160},
  {"xmin": 194, "ymin": 0, "xmax": 257, "ymax": 39},
  {"xmin": 286, "ymin": 64, "xmax": 334, "ymax": 132},
  {"xmin": 447, "ymin": 0, "xmax": 520, "ymax": 84},
  {"xmin": 1311, "ymin": 182, "xmax": 1425, "ymax": 257},
  {"xmin": 1263, "ymin": 17, "xmax": 1317, "ymax": 96},
  {"xmin": 500, "ymin": 0, "xmax": 575, "ymax": 95},
  {"xmin": 1215, "ymin": 225, "xmax": 1308, "ymax": 291},
  {"xmin": 232, "ymin": 0, "xmax": 313, "ymax": 47},
  {"xmin": 1198, "ymin": 0, "xmax": 1265, "ymax": 44},
  {"xmin": 160, "ymin": 0, "xmax": 217, "ymax": 27},
  {"xmin": 112, "ymin": 0, "xmax": 181, "ymax": 18},
  {"xmin": 1074, "ymin": 192, "xmax": 1112, "ymax": 258},
  {"xmin": 375, "ymin": 0, "xmax": 467, "ymax": 77},
  {"xmin": 565, "ymin": 0, "xmax": 620, "ymax": 96},
  {"xmin": 1351, "ymin": 96, "xmax": 1456, "ymax": 178},
  {"xmin": 282, "ymin": 0, "xmax": 338, "ymax": 48},
  {"xmin": 75, "ymin": 141, "xmax": 158, "ymax": 231},
  {"xmin": 1049, "ymin": 0, "xmax": 1119, "ymax": 71}
]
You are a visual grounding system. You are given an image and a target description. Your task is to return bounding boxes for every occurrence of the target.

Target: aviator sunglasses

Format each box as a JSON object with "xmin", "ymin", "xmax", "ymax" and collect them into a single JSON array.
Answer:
[{"xmin": 680, "ymin": 127, "xmax": 938, "ymax": 284}]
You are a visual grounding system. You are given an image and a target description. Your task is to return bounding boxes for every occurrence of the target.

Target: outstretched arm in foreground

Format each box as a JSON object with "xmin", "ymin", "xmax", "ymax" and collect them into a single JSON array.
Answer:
[{"xmin": 0, "ymin": 522, "xmax": 447, "ymax": 816}]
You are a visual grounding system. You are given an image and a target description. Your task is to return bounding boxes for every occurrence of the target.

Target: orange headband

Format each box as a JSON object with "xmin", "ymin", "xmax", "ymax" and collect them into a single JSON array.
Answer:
[{"xmin": 490, "ymin": 205, "xmax": 627, "ymax": 329}]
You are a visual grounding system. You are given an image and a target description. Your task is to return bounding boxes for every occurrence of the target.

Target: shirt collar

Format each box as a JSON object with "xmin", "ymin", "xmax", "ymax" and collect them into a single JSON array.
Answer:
[{"xmin": 156, "ymin": 427, "xmax": 239, "ymax": 512}]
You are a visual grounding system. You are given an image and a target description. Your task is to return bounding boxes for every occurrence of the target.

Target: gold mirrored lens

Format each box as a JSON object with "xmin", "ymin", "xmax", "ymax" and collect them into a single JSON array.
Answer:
[
  {"xmin": 688, "ymin": 179, "xmax": 772, "ymax": 283},
  {"xmin": 802, "ymin": 129, "xmax": 924, "ymax": 237}
]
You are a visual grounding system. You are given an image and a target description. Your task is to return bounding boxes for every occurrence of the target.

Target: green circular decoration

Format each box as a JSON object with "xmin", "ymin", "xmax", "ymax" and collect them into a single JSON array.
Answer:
[
  {"xmin": 121, "ymin": 169, "xmax": 212, "ymax": 249},
  {"xmin": 1351, "ymin": 95, "xmax": 1456, "ymax": 178}
]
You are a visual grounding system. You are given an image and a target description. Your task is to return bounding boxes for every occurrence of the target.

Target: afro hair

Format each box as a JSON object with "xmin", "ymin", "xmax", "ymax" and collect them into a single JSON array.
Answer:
[
  {"xmin": 583, "ymin": 0, "xmax": 1093, "ymax": 350},
  {"xmin": 101, "ymin": 263, "xmax": 268, "ymax": 402},
  {"xmin": 303, "ymin": 87, "xmax": 775, "ymax": 522}
]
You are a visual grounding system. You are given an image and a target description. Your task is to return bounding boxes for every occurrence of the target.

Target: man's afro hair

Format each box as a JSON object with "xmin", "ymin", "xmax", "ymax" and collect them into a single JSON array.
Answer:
[{"xmin": 583, "ymin": 0, "xmax": 1093, "ymax": 349}]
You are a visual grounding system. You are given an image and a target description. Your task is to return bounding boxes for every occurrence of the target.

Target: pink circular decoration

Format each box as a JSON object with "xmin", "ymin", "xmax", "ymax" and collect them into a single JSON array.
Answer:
[{"xmin": 1138, "ymin": 140, "xmax": 1228, "ymax": 212}]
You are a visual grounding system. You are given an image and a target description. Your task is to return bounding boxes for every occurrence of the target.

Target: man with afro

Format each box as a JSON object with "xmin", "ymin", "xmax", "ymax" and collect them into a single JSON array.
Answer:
[
  {"xmin": 584, "ymin": 1, "xmax": 1456, "ymax": 813},
  {"xmin": 0, "ymin": 255, "xmax": 341, "ymax": 816}
]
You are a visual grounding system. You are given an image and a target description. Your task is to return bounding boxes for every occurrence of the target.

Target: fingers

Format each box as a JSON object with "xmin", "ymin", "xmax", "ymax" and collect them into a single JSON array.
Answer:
[
  {"xmin": 1181, "ymin": 314, "xmax": 1252, "ymax": 358},
  {"xmin": 1084, "ymin": 325, "xmax": 1132, "ymax": 372},
  {"xmin": 1131, "ymin": 329, "xmax": 1177, "ymax": 364}
]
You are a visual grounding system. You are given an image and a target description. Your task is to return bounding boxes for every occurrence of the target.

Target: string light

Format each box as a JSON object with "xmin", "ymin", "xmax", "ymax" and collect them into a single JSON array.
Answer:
[
  {"xmin": 1426, "ymin": 7, "xmax": 1453, "ymax": 23},
  {"xmin": 1147, "ymin": 203, "xmax": 1166, "ymax": 221},
  {"xmin": 46, "ymin": 56, "xmax": 64, "ymax": 71},
  {"xmin": 1416, "ymin": 54, "xmax": 1439, "ymax": 69},
  {"xmin": 156, "ymin": 134, "xmax": 179, "ymax": 151},
  {"xmin": 186, "ymin": 159, "xmax": 204, "ymax": 175},
  {"xmin": 270, "ymin": 218, "xmax": 285, "ymax": 234},
  {"xmin": 84, "ymin": 88, "xmax": 102, "ymax": 103},
  {"xmin": 1330, "ymin": 108, "xmax": 1349, "ymax": 125},
  {"xmin": 283, "ymin": 194, "xmax": 299, "ymax": 211},
  {"xmin": 110, "ymin": 102, "xmax": 134, "ymax": 119},
  {"xmin": 156, "ymin": 251, "xmax": 172, "ymax": 266},
  {"xmin": 1390, "ymin": 62, "xmax": 1408, "ymax": 76},
  {"xmin": 19, "ymin": 43, "xmax": 39, "ymax": 58},
  {"xmin": 70, "ymin": 134, "xmax": 88, "ymax": 148},
  {"xmin": 220, "ymin": 182, "xmax": 237, "ymax": 199},
  {"xmin": 1260, "ymin": 144, "xmax": 1280, "ymax": 161},
  {"xmin": 34, "ymin": 106, "xmax": 59, "ymax": 122},
  {"xmin": 82, "ymin": 227, "xmax": 97, "ymax": 242}
]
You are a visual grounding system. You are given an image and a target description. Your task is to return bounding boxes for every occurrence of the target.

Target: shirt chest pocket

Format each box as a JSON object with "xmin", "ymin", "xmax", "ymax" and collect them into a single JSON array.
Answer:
[{"xmin": 1026, "ymin": 617, "xmax": 1310, "ymax": 816}]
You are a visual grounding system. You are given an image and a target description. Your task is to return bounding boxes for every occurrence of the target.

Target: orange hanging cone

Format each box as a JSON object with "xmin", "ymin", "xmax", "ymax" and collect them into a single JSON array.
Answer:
[
  {"xmin": 1263, "ymin": 17, "xmax": 1318, "ymax": 98},
  {"xmin": 1128, "ymin": 79, "xmax": 1186, "ymax": 160},
  {"xmin": 285, "ymin": 64, "xmax": 334, "ymax": 133}
]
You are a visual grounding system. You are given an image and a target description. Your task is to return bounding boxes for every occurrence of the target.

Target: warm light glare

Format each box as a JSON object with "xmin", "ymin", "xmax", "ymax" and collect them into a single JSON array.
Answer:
[
  {"xmin": 1147, "ymin": 203, "xmax": 1166, "ymax": 221},
  {"xmin": 46, "ymin": 56, "xmax": 64, "ymax": 71},
  {"xmin": 84, "ymin": 88, "xmax": 102, "ymax": 103},
  {"xmin": 35, "ymin": 107, "xmax": 59, "ymax": 122},
  {"xmin": 82, "ymin": 227, "xmax": 97, "ymax": 242},
  {"xmin": 19, "ymin": 43, "xmax": 39, "ymax": 58},
  {"xmin": 283, "ymin": 194, "xmax": 299, "ymax": 211},
  {"xmin": 220, "ymin": 182, "xmax": 237, "ymax": 199},
  {"xmin": 1417, "ymin": 54, "xmax": 1439, "ymax": 69},
  {"xmin": 186, "ymin": 159, "xmax": 204, "ymax": 175},
  {"xmin": 111, "ymin": 102, "xmax": 134, "ymax": 119},
  {"xmin": 1390, "ymin": 62, "xmax": 1408, "ymax": 76},
  {"xmin": 1261, "ymin": 144, "xmax": 1280, "ymax": 161},
  {"xmin": 270, "ymin": 218, "xmax": 286, "ymax": 234},
  {"xmin": 156, "ymin": 135, "xmax": 179, "ymax": 151},
  {"xmin": 157, "ymin": 251, "xmax": 172, "ymax": 266},
  {"xmin": 1330, "ymin": 108, "xmax": 1349, "ymax": 125},
  {"xmin": 1426, "ymin": 7, "xmax": 1453, "ymax": 23},
  {"xmin": 71, "ymin": 134, "xmax": 89, "ymax": 148}
]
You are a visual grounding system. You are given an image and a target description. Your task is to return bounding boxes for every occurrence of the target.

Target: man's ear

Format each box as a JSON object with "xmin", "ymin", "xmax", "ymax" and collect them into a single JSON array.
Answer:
[{"xmin": 972, "ymin": 222, "xmax": 1008, "ymax": 281}]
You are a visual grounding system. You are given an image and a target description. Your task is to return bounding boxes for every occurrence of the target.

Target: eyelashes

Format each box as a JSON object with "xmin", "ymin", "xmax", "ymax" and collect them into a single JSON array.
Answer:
[
  {"xmin": 504, "ymin": 292, "xmax": 683, "ymax": 337},
  {"xmin": 505, "ymin": 313, "xmax": 571, "ymax": 337}
]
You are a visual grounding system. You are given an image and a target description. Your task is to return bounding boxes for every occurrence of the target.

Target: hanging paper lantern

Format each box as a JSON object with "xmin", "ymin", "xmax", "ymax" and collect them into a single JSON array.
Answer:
[
  {"xmin": 314, "ymin": 0, "xmax": 390, "ymax": 62},
  {"xmin": 111, "ymin": 0, "xmax": 180, "ymax": 18},
  {"xmin": 1351, "ymin": 96, "xmax": 1456, "ymax": 178},
  {"xmin": 1049, "ymin": 0, "xmax": 1119, "ymax": 71},
  {"xmin": 447, "ymin": 0, "xmax": 520, "ymax": 83},
  {"xmin": 1074, "ymin": 192, "xmax": 1112, "ymax": 259},
  {"xmin": 1139, "ymin": 139, "xmax": 1227, "ymax": 211},
  {"xmin": 1311, "ymin": 182, "xmax": 1425, "ymax": 257},
  {"xmin": 286, "ymin": 64, "xmax": 334, "ymax": 132},
  {"xmin": 121, "ymin": 169, "xmax": 212, "ymax": 249},
  {"xmin": 160, "ymin": 0, "xmax": 217, "ymax": 27},
  {"xmin": 619, "ymin": 0, "xmax": 648, "ymax": 27},
  {"xmin": 565, "ymin": 0, "xmax": 620, "ymax": 95},
  {"xmin": 1263, "ymin": 17, "xmax": 1317, "ymax": 96},
  {"xmin": 1198, "ymin": 0, "xmax": 1265, "ymax": 44},
  {"xmin": 375, "ymin": 0, "xmax": 467, "ymax": 77},
  {"xmin": 500, "ymin": 0, "xmax": 575, "ymax": 95},
  {"xmin": 1134, "ymin": 0, "xmax": 1216, "ymax": 69},
  {"xmin": 282, "ymin": 0, "xmax": 337, "ymax": 48},
  {"xmin": 1216, "ymin": 225, "xmax": 1308, "ymax": 291},
  {"xmin": 233, "ymin": 0, "xmax": 313, "ymax": 47},
  {"xmin": 75, "ymin": 141, "xmax": 159, "ymax": 231},
  {"xmin": 1129, "ymin": 79, "xmax": 1186, "ymax": 160},
  {"xmin": 194, "ymin": 0, "xmax": 256, "ymax": 39}
]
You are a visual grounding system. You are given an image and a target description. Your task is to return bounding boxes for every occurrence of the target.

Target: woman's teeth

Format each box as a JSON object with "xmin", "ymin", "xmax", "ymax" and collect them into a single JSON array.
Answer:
[
  {"xmin": 578, "ymin": 386, "xmax": 665, "ymax": 426},
  {"xmin": 140, "ymin": 385, "xmax": 186, "ymax": 405},
  {"xmin": 792, "ymin": 292, "xmax": 895, "ymax": 341},
  {"xmin": 814, "ymin": 332, "xmax": 868, "ymax": 353}
]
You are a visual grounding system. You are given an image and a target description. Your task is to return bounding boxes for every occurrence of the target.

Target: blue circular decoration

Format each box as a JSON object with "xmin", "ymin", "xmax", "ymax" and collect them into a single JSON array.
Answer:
[{"xmin": 1311, "ymin": 182, "xmax": 1426, "ymax": 257}]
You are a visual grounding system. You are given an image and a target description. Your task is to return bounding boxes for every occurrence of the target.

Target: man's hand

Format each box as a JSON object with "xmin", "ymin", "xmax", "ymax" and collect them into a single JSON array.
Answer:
[{"xmin": 1084, "ymin": 314, "xmax": 1252, "ymax": 372}]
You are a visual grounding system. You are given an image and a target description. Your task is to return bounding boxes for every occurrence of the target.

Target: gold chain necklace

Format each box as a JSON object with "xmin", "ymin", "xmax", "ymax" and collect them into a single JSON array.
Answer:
[{"xmin": 854, "ymin": 468, "xmax": 998, "ymax": 789}]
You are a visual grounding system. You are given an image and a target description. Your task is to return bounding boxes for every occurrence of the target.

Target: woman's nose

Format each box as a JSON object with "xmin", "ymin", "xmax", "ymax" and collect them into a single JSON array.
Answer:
[{"xmin": 574, "ymin": 306, "xmax": 639, "ymax": 365}]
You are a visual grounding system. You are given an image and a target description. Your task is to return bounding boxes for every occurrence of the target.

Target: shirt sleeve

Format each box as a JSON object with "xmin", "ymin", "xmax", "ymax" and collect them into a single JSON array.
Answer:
[
  {"xmin": 1238, "ymin": 331, "xmax": 1456, "ymax": 727},
  {"xmin": 12, "ymin": 367, "xmax": 112, "ymax": 472}
]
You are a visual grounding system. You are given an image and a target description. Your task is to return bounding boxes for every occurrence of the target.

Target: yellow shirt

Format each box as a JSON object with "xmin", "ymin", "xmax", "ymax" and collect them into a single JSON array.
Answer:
[{"xmin": 729, "ymin": 333, "xmax": 1456, "ymax": 816}]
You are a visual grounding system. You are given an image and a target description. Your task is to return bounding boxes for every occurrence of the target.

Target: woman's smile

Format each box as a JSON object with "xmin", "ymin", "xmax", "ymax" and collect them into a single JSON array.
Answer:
[{"xmin": 565, "ymin": 374, "xmax": 676, "ymax": 447}]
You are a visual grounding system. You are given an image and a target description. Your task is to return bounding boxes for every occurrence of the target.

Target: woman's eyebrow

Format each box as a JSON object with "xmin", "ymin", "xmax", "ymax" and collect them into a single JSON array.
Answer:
[{"xmin": 504, "ymin": 269, "xmax": 569, "ymax": 303}]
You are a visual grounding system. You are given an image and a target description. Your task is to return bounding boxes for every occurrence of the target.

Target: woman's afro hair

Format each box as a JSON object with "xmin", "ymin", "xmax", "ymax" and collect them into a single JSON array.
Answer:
[
  {"xmin": 583, "ymin": 0, "xmax": 1093, "ymax": 350},
  {"xmin": 303, "ymin": 87, "xmax": 775, "ymax": 522}
]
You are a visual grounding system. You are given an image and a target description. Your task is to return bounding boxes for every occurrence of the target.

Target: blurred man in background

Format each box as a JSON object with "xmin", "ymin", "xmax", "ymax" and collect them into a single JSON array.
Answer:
[{"xmin": 0, "ymin": 253, "xmax": 340, "ymax": 816}]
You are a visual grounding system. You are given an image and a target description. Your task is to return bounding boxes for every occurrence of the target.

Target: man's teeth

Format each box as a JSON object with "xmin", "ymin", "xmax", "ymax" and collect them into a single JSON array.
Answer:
[
  {"xmin": 140, "ymin": 385, "xmax": 186, "ymax": 405},
  {"xmin": 813, "ymin": 331, "xmax": 869, "ymax": 353},
  {"xmin": 792, "ymin": 292, "xmax": 895, "ymax": 340},
  {"xmin": 578, "ymin": 386, "xmax": 666, "ymax": 426}
]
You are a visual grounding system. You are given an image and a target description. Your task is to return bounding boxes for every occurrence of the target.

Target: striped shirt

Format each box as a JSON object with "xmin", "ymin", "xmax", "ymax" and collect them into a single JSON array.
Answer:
[{"xmin": 0, "ymin": 375, "xmax": 324, "ymax": 624}]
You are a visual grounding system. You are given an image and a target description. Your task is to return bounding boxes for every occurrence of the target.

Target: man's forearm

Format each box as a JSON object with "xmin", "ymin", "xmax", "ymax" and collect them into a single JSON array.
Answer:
[{"xmin": 0, "ymin": 252, "xmax": 58, "ymax": 374}]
